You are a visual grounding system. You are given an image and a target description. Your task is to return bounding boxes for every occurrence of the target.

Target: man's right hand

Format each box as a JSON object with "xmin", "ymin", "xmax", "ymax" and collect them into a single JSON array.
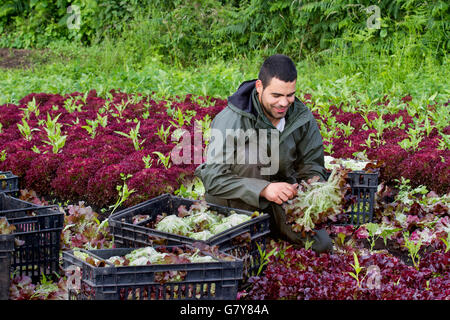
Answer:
[{"xmin": 260, "ymin": 182, "xmax": 298, "ymax": 205}]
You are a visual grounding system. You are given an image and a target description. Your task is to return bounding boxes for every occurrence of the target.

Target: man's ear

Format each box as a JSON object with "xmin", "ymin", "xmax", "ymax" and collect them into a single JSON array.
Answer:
[{"xmin": 255, "ymin": 79, "xmax": 263, "ymax": 97}]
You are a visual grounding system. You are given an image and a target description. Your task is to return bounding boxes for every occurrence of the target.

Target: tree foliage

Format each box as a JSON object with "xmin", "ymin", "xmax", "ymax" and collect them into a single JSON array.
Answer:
[{"xmin": 0, "ymin": 0, "xmax": 448, "ymax": 65}]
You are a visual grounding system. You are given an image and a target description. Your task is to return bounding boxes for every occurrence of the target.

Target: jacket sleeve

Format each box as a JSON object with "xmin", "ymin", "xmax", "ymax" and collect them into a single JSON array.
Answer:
[
  {"xmin": 194, "ymin": 112, "xmax": 271, "ymax": 209},
  {"xmin": 293, "ymin": 117, "xmax": 327, "ymax": 182},
  {"xmin": 195, "ymin": 162, "xmax": 271, "ymax": 209}
]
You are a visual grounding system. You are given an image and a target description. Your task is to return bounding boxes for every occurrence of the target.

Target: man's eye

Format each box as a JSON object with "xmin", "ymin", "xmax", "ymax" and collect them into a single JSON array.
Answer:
[{"xmin": 272, "ymin": 94, "xmax": 295, "ymax": 98}]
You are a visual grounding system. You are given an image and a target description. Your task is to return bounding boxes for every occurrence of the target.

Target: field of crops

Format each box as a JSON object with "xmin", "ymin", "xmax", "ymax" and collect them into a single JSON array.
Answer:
[
  {"xmin": 0, "ymin": 0, "xmax": 448, "ymax": 303},
  {"xmin": 0, "ymin": 88, "xmax": 448, "ymax": 300}
]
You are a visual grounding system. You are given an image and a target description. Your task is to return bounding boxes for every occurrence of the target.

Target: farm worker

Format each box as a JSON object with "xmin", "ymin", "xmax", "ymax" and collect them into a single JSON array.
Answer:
[{"xmin": 195, "ymin": 54, "xmax": 333, "ymax": 253}]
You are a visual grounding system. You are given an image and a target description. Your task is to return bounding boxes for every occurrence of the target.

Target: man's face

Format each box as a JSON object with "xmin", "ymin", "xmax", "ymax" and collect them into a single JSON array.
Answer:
[{"xmin": 255, "ymin": 77, "xmax": 296, "ymax": 126}]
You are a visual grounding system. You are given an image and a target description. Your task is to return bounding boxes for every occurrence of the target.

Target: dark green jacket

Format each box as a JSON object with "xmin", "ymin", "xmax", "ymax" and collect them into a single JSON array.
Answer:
[{"xmin": 195, "ymin": 80, "xmax": 326, "ymax": 209}]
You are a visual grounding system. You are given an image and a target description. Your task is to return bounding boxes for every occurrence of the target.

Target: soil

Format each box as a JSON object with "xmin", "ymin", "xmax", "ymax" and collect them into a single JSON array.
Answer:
[
  {"xmin": 357, "ymin": 237, "xmax": 436, "ymax": 267},
  {"xmin": 0, "ymin": 48, "xmax": 46, "ymax": 69}
]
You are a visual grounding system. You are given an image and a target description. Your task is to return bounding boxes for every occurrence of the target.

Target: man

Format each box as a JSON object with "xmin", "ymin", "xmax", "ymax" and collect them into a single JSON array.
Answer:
[{"xmin": 194, "ymin": 54, "xmax": 332, "ymax": 253}]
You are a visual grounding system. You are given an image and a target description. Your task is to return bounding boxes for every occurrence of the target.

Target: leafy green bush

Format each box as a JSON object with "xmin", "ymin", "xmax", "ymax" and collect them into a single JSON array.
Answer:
[
  {"xmin": 0, "ymin": 0, "xmax": 155, "ymax": 48},
  {"xmin": 1, "ymin": 0, "xmax": 448, "ymax": 64},
  {"xmin": 0, "ymin": 0, "xmax": 447, "ymax": 107}
]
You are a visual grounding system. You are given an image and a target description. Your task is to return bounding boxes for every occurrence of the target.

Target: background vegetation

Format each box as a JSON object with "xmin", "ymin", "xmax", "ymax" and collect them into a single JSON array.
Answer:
[{"xmin": 0, "ymin": 0, "xmax": 448, "ymax": 106}]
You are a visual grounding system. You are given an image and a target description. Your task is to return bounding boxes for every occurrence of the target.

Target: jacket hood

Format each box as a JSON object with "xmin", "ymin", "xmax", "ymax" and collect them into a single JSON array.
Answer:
[{"xmin": 227, "ymin": 79, "xmax": 258, "ymax": 117}]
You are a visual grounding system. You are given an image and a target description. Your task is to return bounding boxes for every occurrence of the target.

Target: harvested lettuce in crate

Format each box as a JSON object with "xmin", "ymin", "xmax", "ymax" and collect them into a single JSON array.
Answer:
[
  {"xmin": 154, "ymin": 200, "xmax": 253, "ymax": 239},
  {"xmin": 0, "ymin": 217, "xmax": 15, "ymax": 234},
  {"xmin": 72, "ymin": 246, "xmax": 217, "ymax": 268},
  {"xmin": 324, "ymin": 156, "xmax": 377, "ymax": 172},
  {"xmin": 154, "ymin": 215, "xmax": 192, "ymax": 236}
]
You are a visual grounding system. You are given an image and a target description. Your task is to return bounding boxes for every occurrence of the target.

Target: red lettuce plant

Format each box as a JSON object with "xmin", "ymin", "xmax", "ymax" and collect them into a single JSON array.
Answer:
[
  {"xmin": 240, "ymin": 243, "xmax": 450, "ymax": 300},
  {"xmin": 309, "ymin": 95, "xmax": 449, "ymax": 194},
  {"xmin": 9, "ymin": 275, "xmax": 68, "ymax": 300},
  {"xmin": 61, "ymin": 201, "xmax": 114, "ymax": 250},
  {"xmin": 0, "ymin": 90, "xmax": 226, "ymax": 211}
]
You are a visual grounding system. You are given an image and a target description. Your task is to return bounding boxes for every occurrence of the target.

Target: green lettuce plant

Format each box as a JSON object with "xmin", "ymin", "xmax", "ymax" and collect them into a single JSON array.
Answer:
[
  {"xmin": 0, "ymin": 150, "xmax": 6, "ymax": 162},
  {"xmin": 403, "ymin": 231, "xmax": 422, "ymax": 270},
  {"xmin": 115, "ymin": 121, "xmax": 146, "ymax": 151},
  {"xmin": 365, "ymin": 222, "xmax": 402, "ymax": 251},
  {"xmin": 398, "ymin": 125, "xmax": 423, "ymax": 152},
  {"xmin": 348, "ymin": 252, "xmax": 364, "ymax": 288},
  {"xmin": 155, "ymin": 124, "xmax": 172, "ymax": 144},
  {"xmin": 42, "ymin": 113, "xmax": 67, "ymax": 154},
  {"xmin": 17, "ymin": 118, "xmax": 40, "ymax": 141},
  {"xmin": 142, "ymin": 154, "xmax": 153, "ymax": 169},
  {"xmin": 284, "ymin": 166, "xmax": 350, "ymax": 233},
  {"xmin": 153, "ymin": 151, "xmax": 171, "ymax": 169},
  {"xmin": 256, "ymin": 243, "xmax": 277, "ymax": 276},
  {"xmin": 21, "ymin": 98, "xmax": 40, "ymax": 119}
]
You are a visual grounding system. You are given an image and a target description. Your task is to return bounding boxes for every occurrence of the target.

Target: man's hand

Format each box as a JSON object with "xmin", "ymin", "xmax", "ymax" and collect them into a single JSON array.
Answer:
[{"xmin": 260, "ymin": 182, "xmax": 298, "ymax": 205}]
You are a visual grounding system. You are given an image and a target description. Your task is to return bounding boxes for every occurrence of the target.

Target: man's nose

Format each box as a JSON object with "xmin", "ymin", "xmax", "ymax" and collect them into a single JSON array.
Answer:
[{"xmin": 279, "ymin": 97, "xmax": 289, "ymax": 107}]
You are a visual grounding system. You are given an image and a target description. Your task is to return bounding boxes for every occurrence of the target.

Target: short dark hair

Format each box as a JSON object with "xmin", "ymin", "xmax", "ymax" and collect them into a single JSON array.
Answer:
[{"xmin": 258, "ymin": 54, "xmax": 297, "ymax": 88}]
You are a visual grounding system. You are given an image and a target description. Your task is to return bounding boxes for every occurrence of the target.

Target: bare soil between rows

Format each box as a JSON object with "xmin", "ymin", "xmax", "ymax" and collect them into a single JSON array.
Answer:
[{"xmin": 0, "ymin": 48, "xmax": 46, "ymax": 69}]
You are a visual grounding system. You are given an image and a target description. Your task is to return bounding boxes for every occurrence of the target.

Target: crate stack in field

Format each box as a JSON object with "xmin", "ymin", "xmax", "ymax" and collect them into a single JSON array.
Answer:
[
  {"xmin": 343, "ymin": 170, "xmax": 378, "ymax": 224},
  {"xmin": 324, "ymin": 169, "xmax": 379, "ymax": 225},
  {"xmin": 0, "ymin": 171, "xmax": 18, "ymax": 299},
  {"xmin": 0, "ymin": 171, "xmax": 19, "ymax": 196},
  {"xmin": 0, "ymin": 172, "xmax": 64, "ymax": 300},
  {"xmin": 62, "ymin": 194, "xmax": 270, "ymax": 300},
  {"xmin": 109, "ymin": 194, "xmax": 271, "ymax": 280},
  {"xmin": 0, "ymin": 232, "xmax": 14, "ymax": 300},
  {"xmin": 62, "ymin": 245, "xmax": 243, "ymax": 300}
]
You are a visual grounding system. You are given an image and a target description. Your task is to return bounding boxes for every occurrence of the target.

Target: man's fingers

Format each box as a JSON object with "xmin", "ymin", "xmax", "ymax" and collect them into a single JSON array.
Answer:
[
  {"xmin": 284, "ymin": 184, "xmax": 298, "ymax": 199},
  {"xmin": 281, "ymin": 188, "xmax": 295, "ymax": 199},
  {"xmin": 270, "ymin": 194, "xmax": 283, "ymax": 205},
  {"xmin": 261, "ymin": 182, "xmax": 299, "ymax": 204},
  {"xmin": 289, "ymin": 185, "xmax": 298, "ymax": 195},
  {"xmin": 287, "ymin": 183, "xmax": 298, "ymax": 192},
  {"xmin": 278, "ymin": 193, "xmax": 289, "ymax": 203}
]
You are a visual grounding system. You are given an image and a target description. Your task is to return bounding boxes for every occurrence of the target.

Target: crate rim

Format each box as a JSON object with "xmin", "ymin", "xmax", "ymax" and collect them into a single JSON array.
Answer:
[
  {"xmin": 4, "ymin": 208, "xmax": 64, "ymax": 221},
  {"xmin": 62, "ymin": 245, "xmax": 244, "ymax": 271},
  {"xmin": 0, "ymin": 193, "xmax": 64, "ymax": 280},
  {"xmin": 0, "ymin": 193, "xmax": 64, "ymax": 220},
  {"xmin": 109, "ymin": 193, "xmax": 271, "ymax": 244},
  {"xmin": 62, "ymin": 245, "xmax": 244, "ymax": 297},
  {"xmin": 0, "ymin": 171, "xmax": 18, "ymax": 180},
  {"xmin": 0, "ymin": 170, "xmax": 19, "ymax": 194},
  {"xmin": 1, "ymin": 206, "xmax": 64, "ymax": 236},
  {"xmin": 110, "ymin": 193, "xmax": 172, "ymax": 220}
]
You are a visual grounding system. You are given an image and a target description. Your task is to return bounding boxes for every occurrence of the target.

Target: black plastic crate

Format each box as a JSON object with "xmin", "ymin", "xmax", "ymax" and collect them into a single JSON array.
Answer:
[
  {"xmin": 0, "ymin": 234, "xmax": 14, "ymax": 300},
  {"xmin": 109, "ymin": 194, "xmax": 271, "ymax": 279},
  {"xmin": 62, "ymin": 245, "xmax": 243, "ymax": 300},
  {"xmin": 325, "ymin": 170, "xmax": 378, "ymax": 225},
  {"xmin": 0, "ymin": 193, "xmax": 64, "ymax": 281},
  {"xmin": 0, "ymin": 171, "xmax": 19, "ymax": 196}
]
